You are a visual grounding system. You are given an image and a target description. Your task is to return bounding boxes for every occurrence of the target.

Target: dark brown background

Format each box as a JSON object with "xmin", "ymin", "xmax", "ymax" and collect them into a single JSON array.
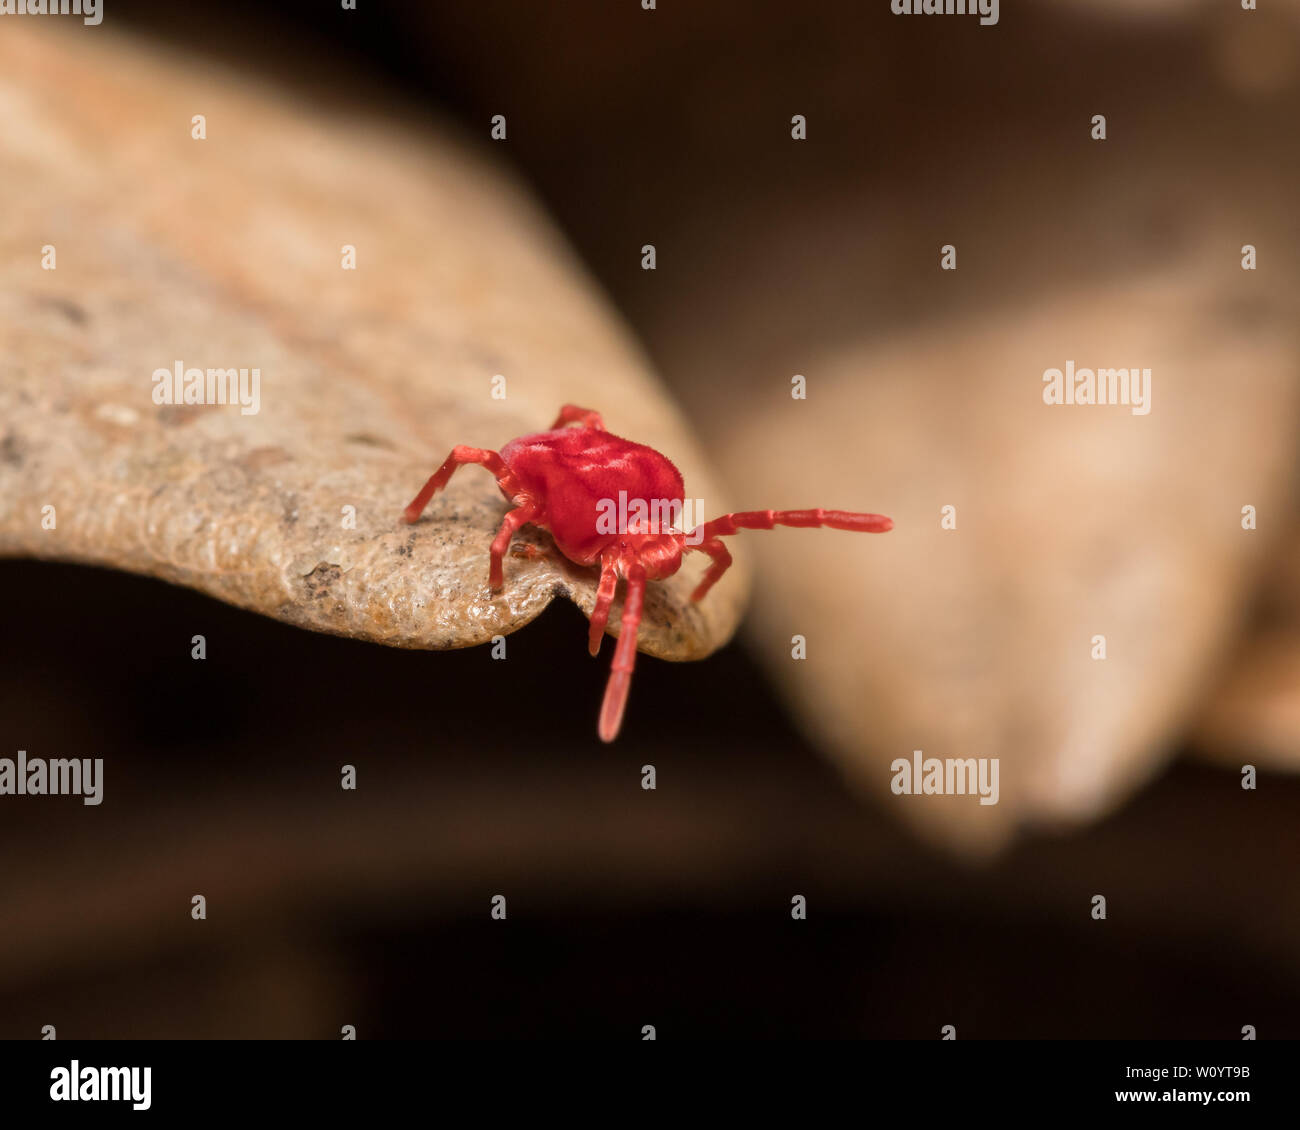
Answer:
[{"xmin": 2, "ymin": 0, "xmax": 1296, "ymax": 1038}]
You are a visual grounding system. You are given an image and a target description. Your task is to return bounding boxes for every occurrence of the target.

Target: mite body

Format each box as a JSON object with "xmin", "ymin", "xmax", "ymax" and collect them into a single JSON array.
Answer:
[{"xmin": 402, "ymin": 404, "xmax": 892, "ymax": 741}]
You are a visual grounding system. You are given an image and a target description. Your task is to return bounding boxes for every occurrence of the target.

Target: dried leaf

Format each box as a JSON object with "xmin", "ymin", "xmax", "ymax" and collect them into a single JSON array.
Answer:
[
  {"xmin": 0, "ymin": 26, "xmax": 747, "ymax": 660},
  {"xmin": 1194, "ymin": 528, "xmax": 1300, "ymax": 769},
  {"xmin": 659, "ymin": 261, "xmax": 1300, "ymax": 852}
]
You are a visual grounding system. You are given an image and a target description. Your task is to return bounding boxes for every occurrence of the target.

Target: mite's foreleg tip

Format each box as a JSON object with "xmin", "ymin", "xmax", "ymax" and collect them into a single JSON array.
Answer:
[
  {"xmin": 597, "ymin": 705, "xmax": 623, "ymax": 742},
  {"xmin": 598, "ymin": 674, "xmax": 630, "ymax": 743}
]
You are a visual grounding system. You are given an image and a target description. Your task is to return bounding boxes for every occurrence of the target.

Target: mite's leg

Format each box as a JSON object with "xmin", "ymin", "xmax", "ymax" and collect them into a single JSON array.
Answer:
[
  {"xmin": 695, "ymin": 508, "xmax": 893, "ymax": 541},
  {"xmin": 402, "ymin": 446, "xmax": 520, "ymax": 524},
  {"xmin": 598, "ymin": 560, "xmax": 646, "ymax": 743},
  {"xmin": 549, "ymin": 404, "xmax": 606, "ymax": 431},
  {"xmin": 587, "ymin": 553, "xmax": 620, "ymax": 656},
  {"xmin": 685, "ymin": 536, "xmax": 733, "ymax": 603},
  {"xmin": 487, "ymin": 504, "xmax": 539, "ymax": 591}
]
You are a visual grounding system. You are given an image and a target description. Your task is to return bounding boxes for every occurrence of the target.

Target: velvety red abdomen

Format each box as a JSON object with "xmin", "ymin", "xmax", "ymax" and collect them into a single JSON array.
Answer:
[{"xmin": 500, "ymin": 428, "xmax": 685, "ymax": 564}]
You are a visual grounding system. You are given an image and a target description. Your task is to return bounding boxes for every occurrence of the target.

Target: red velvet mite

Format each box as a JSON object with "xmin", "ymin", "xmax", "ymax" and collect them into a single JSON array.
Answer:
[{"xmin": 402, "ymin": 404, "xmax": 893, "ymax": 742}]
